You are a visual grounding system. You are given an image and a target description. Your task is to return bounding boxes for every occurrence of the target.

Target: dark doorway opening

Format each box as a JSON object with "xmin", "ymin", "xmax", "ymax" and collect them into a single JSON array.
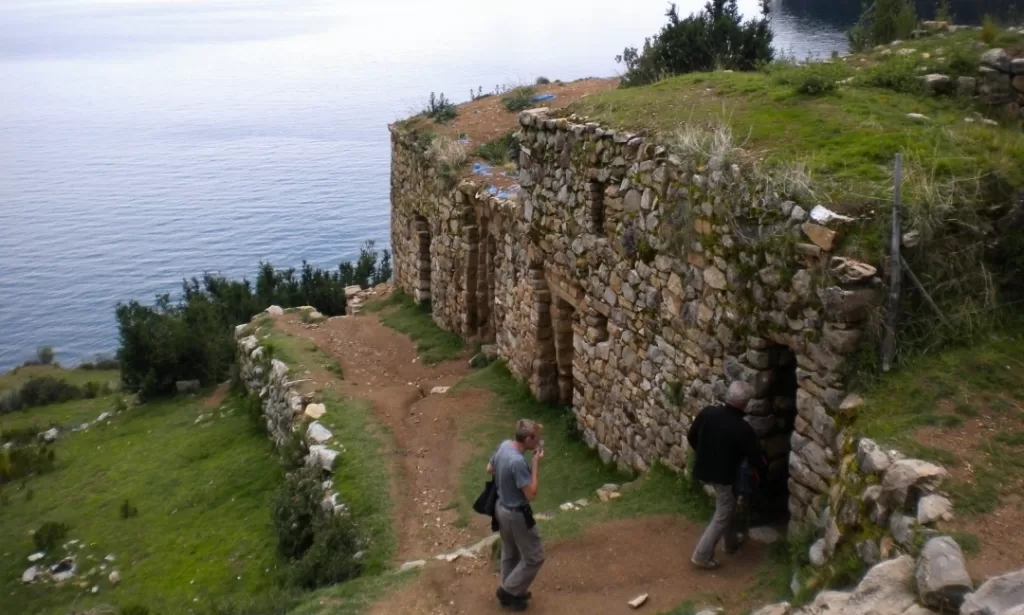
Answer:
[{"xmin": 748, "ymin": 345, "xmax": 798, "ymax": 528}]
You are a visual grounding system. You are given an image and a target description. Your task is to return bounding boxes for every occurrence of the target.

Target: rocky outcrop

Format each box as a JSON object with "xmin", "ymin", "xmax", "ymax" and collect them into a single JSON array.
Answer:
[
  {"xmin": 960, "ymin": 569, "xmax": 1024, "ymax": 615},
  {"xmin": 915, "ymin": 537, "xmax": 972, "ymax": 612}
]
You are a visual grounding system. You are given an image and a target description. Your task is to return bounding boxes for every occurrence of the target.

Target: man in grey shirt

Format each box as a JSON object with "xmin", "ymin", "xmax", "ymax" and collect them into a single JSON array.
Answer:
[{"xmin": 487, "ymin": 419, "xmax": 545, "ymax": 611}]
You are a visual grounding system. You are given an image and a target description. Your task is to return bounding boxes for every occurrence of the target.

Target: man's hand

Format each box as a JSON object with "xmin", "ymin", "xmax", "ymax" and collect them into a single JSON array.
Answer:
[{"xmin": 534, "ymin": 448, "xmax": 544, "ymax": 461}]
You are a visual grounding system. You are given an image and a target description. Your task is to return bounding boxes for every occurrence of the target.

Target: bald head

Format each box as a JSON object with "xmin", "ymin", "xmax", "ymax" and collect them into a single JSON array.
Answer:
[{"xmin": 726, "ymin": 381, "xmax": 752, "ymax": 410}]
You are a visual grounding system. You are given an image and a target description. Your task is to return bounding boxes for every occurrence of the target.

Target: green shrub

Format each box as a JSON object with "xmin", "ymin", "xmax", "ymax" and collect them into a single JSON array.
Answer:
[
  {"xmin": 980, "ymin": 15, "xmax": 1000, "ymax": 45},
  {"xmin": 848, "ymin": 0, "xmax": 917, "ymax": 52},
  {"xmin": 120, "ymin": 606, "xmax": 151, "ymax": 615},
  {"xmin": 117, "ymin": 242, "xmax": 391, "ymax": 400},
  {"xmin": 0, "ymin": 376, "xmax": 85, "ymax": 414},
  {"xmin": 863, "ymin": 57, "xmax": 926, "ymax": 94},
  {"xmin": 36, "ymin": 346, "xmax": 55, "ymax": 365},
  {"xmin": 78, "ymin": 354, "xmax": 120, "ymax": 370},
  {"xmin": 616, "ymin": 0, "xmax": 773, "ymax": 88},
  {"xmin": 935, "ymin": 0, "xmax": 952, "ymax": 23},
  {"xmin": 501, "ymin": 87, "xmax": 537, "ymax": 112},
  {"xmin": 476, "ymin": 132, "xmax": 517, "ymax": 165},
  {"xmin": 771, "ymin": 63, "xmax": 847, "ymax": 96},
  {"xmin": 120, "ymin": 499, "xmax": 139, "ymax": 519},
  {"xmin": 535, "ymin": 76, "xmax": 551, "ymax": 85},
  {"xmin": 272, "ymin": 467, "xmax": 323, "ymax": 559},
  {"xmin": 33, "ymin": 521, "xmax": 70, "ymax": 551},
  {"xmin": 289, "ymin": 515, "xmax": 362, "ymax": 589},
  {"xmin": 424, "ymin": 92, "xmax": 457, "ymax": 124}
]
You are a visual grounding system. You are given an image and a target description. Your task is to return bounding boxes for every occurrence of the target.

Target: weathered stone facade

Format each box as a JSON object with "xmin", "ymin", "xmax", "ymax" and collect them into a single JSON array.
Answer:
[
  {"xmin": 391, "ymin": 108, "xmax": 884, "ymax": 527},
  {"xmin": 960, "ymin": 47, "xmax": 1024, "ymax": 119}
]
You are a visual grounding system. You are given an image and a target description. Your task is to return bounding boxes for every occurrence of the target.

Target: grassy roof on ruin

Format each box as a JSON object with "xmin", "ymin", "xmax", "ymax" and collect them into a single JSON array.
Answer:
[{"xmin": 569, "ymin": 29, "xmax": 1024, "ymax": 212}]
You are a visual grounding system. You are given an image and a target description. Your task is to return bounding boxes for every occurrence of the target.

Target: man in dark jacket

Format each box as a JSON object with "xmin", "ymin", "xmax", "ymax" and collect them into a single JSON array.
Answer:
[{"xmin": 687, "ymin": 381, "xmax": 761, "ymax": 569}]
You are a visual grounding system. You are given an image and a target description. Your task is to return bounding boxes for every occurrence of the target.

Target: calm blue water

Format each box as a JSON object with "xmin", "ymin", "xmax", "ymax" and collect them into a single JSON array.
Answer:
[{"xmin": 0, "ymin": 0, "xmax": 852, "ymax": 371}]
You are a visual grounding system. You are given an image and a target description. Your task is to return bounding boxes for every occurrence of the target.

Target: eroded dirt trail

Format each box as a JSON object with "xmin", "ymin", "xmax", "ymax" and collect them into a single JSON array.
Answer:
[{"xmin": 275, "ymin": 310, "xmax": 491, "ymax": 562}]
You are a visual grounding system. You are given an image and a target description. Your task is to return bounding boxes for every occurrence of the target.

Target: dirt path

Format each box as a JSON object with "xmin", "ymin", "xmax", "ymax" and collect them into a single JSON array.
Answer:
[
  {"xmin": 275, "ymin": 309, "xmax": 491, "ymax": 562},
  {"xmin": 368, "ymin": 516, "xmax": 769, "ymax": 615},
  {"xmin": 274, "ymin": 304, "xmax": 772, "ymax": 614}
]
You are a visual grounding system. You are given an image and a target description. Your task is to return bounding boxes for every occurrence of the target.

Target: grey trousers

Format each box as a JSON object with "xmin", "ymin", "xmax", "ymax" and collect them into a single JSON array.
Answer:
[
  {"xmin": 692, "ymin": 483, "xmax": 739, "ymax": 563},
  {"xmin": 496, "ymin": 504, "xmax": 545, "ymax": 596}
]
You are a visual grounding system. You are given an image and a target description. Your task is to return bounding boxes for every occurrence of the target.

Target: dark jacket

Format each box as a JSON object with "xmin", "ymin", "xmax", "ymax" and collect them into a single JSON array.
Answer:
[{"xmin": 687, "ymin": 403, "xmax": 761, "ymax": 486}]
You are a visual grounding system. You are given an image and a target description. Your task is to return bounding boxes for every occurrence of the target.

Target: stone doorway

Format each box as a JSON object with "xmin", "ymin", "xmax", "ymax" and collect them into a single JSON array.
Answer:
[
  {"xmin": 412, "ymin": 213, "xmax": 431, "ymax": 305},
  {"xmin": 473, "ymin": 223, "xmax": 497, "ymax": 341},
  {"xmin": 552, "ymin": 296, "xmax": 576, "ymax": 406},
  {"xmin": 745, "ymin": 345, "xmax": 798, "ymax": 526}
]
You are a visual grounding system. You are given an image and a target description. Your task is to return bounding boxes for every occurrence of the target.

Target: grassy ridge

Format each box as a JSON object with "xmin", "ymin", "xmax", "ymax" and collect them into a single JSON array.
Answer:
[
  {"xmin": 365, "ymin": 291, "xmax": 464, "ymax": 364},
  {"xmin": 0, "ymin": 364, "xmax": 120, "ymax": 393},
  {"xmin": 0, "ymin": 394, "xmax": 283, "ymax": 615}
]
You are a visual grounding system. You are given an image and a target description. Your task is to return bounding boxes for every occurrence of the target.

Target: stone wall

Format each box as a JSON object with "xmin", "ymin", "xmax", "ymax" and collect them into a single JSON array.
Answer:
[
  {"xmin": 958, "ymin": 47, "xmax": 1024, "ymax": 119},
  {"xmin": 390, "ymin": 109, "xmax": 888, "ymax": 528}
]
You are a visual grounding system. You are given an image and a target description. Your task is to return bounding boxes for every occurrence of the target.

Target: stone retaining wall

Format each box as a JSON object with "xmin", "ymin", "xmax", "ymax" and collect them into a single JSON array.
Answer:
[{"xmin": 391, "ymin": 109, "xmax": 885, "ymax": 528}]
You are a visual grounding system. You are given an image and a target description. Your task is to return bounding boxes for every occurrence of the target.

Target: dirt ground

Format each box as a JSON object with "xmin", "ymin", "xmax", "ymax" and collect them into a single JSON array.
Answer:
[
  {"xmin": 271, "ymin": 302, "xmax": 773, "ymax": 615},
  {"xmin": 914, "ymin": 399, "xmax": 1024, "ymax": 580},
  {"xmin": 368, "ymin": 516, "xmax": 769, "ymax": 615}
]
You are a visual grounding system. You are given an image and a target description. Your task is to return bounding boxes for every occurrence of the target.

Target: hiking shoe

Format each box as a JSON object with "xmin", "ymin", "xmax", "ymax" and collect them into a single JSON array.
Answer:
[
  {"xmin": 690, "ymin": 556, "xmax": 721, "ymax": 570},
  {"xmin": 496, "ymin": 588, "xmax": 528, "ymax": 611},
  {"xmin": 725, "ymin": 533, "xmax": 748, "ymax": 554}
]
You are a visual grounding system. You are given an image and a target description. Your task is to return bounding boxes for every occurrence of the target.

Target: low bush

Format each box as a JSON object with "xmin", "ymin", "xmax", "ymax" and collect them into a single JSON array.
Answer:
[
  {"xmin": 33, "ymin": 520, "xmax": 70, "ymax": 551},
  {"xmin": 117, "ymin": 243, "xmax": 391, "ymax": 400},
  {"xmin": 535, "ymin": 76, "xmax": 551, "ymax": 85},
  {"xmin": 424, "ymin": 92, "xmax": 457, "ymax": 124},
  {"xmin": 848, "ymin": 0, "xmax": 917, "ymax": 53},
  {"xmin": 36, "ymin": 346, "xmax": 55, "ymax": 366},
  {"xmin": 501, "ymin": 87, "xmax": 537, "ymax": 112},
  {"xmin": 272, "ymin": 465, "xmax": 364, "ymax": 589},
  {"xmin": 0, "ymin": 443, "xmax": 58, "ymax": 484},
  {"xmin": 119, "ymin": 606, "xmax": 151, "ymax": 615},
  {"xmin": 771, "ymin": 63, "xmax": 847, "ymax": 96},
  {"xmin": 78, "ymin": 354, "xmax": 120, "ymax": 370},
  {"xmin": 289, "ymin": 515, "xmax": 362, "ymax": 588},
  {"xmin": 616, "ymin": 0, "xmax": 773, "ymax": 87},
  {"xmin": 476, "ymin": 132, "xmax": 517, "ymax": 165},
  {"xmin": 980, "ymin": 15, "xmax": 999, "ymax": 45},
  {"xmin": 862, "ymin": 57, "xmax": 925, "ymax": 94},
  {"xmin": 0, "ymin": 376, "xmax": 102, "ymax": 414}
]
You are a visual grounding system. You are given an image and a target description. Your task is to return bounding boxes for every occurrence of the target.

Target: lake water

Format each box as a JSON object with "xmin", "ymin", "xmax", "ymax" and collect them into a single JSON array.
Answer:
[{"xmin": 0, "ymin": 0, "xmax": 989, "ymax": 370}]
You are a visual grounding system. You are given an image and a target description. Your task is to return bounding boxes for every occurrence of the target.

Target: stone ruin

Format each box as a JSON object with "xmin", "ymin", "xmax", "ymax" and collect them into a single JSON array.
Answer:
[{"xmin": 391, "ymin": 108, "xmax": 878, "ymax": 531}]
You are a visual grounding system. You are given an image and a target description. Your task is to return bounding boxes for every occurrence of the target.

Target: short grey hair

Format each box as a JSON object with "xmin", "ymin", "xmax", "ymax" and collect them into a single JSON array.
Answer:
[
  {"xmin": 515, "ymin": 419, "xmax": 539, "ymax": 443},
  {"xmin": 726, "ymin": 381, "xmax": 753, "ymax": 408}
]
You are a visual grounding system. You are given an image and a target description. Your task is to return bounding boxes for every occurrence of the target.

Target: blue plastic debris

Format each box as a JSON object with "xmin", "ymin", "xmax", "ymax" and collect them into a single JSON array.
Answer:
[
  {"xmin": 531, "ymin": 93, "xmax": 555, "ymax": 102},
  {"xmin": 472, "ymin": 162, "xmax": 492, "ymax": 177}
]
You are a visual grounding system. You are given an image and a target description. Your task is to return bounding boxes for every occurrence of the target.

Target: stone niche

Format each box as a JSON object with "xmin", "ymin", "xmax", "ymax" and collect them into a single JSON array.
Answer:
[{"xmin": 389, "ymin": 109, "xmax": 880, "ymax": 529}]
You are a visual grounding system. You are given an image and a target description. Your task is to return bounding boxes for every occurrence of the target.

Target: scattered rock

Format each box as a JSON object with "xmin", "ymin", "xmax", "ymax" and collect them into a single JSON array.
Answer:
[
  {"xmin": 109, "ymin": 570, "xmax": 120, "ymax": 584},
  {"xmin": 840, "ymin": 394, "xmax": 865, "ymax": 412},
  {"xmin": 890, "ymin": 514, "xmax": 917, "ymax": 548},
  {"xmin": 830, "ymin": 257, "xmax": 877, "ymax": 284},
  {"xmin": 176, "ymin": 380, "xmax": 201, "ymax": 394},
  {"xmin": 802, "ymin": 222, "xmax": 838, "ymax": 252},
  {"xmin": 790, "ymin": 205, "xmax": 808, "ymax": 223},
  {"xmin": 104, "ymin": 554, "xmax": 115, "ymax": 562},
  {"xmin": 95, "ymin": 411, "xmax": 113, "ymax": 423},
  {"xmin": 21, "ymin": 566, "xmax": 38, "ymax": 584},
  {"xmin": 809, "ymin": 538, "xmax": 827, "ymax": 566},
  {"xmin": 306, "ymin": 421, "xmax": 333, "ymax": 444},
  {"xmin": 430, "ymin": 386, "xmax": 450, "ymax": 395},
  {"xmin": 91, "ymin": 584, "xmax": 99, "ymax": 593},
  {"xmin": 907, "ymin": 113, "xmax": 931, "ymax": 122},
  {"xmin": 266, "ymin": 305, "xmax": 285, "ymax": 316},
  {"xmin": 960, "ymin": 569, "xmax": 1024, "ymax": 615},
  {"xmin": 922, "ymin": 74, "xmax": 953, "ymax": 94},
  {"xmin": 398, "ymin": 560, "xmax": 426, "ymax": 573},
  {"xmin": 981, "ymin": 48, "xmax": 1010, "ymax": 72},
  {"xmin": 902, "ymin": 230, "xmax": 921, "ymax": 248},
  {"xmin": 856, "ymin": 539, "xmax": 881, "ymax": 566},
  {"xmin": 917, "ymin": 494, "xmax": 954, "ymax": 524},
  {"xmin": 916, "ymin": 536, "xmax": 972, "ymax": 612},
  {"xmin": 857, "ymin": 438, "xmax": 892, "ymax": 474},
  {"xmin": 306, "ymin": 445, "xmax": 340, "ymax": 471},
  {"xmin": 749, "ymin": 526, "xmax": 781, "ymax": 545},
  {"xmin": 28, "ymin": 552, "xmax": 45, "ymax": 563},
  {"xmin": 628, "ymin": 593, "xmax": 649, "ymax": 609},
  {"xmin": 809, "ymin": 205, "xmax": 855, "ymax": 225},
  {"xmin": 304, "ymin": 403, "xmax": 326, "ymax": 419},
  {"xmin": 39, "ymin": 427, "xmax": 59, "ymax": 443},
  {"xmin": 882, "ymin": 459, "xmax": 949, "ymax": 509},
  {"xmin": 751, "ymin": 605, "xmax": 791, "ymax": 615}
]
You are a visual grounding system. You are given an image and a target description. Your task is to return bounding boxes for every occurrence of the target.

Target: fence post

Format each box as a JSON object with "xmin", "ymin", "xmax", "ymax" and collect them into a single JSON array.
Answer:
[{"xmin": 881, "ymin": 154, "xmax": 903, "ymax": 372}]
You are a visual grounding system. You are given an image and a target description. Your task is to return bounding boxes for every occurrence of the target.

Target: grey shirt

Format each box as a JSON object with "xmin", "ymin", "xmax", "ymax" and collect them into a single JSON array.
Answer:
[{"xmin": 490, "ymin": 439, "xmax": 532, "ymax": 509}]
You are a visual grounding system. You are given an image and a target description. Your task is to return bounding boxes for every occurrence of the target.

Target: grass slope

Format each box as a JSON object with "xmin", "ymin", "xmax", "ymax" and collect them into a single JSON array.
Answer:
[
  {"xmin": 573, "ymin": 30, "xmax": 1024, "ymax": 210},
  {"xmin": 0, "ymin": 364, "xmax": 120, "ymax": 393},
  {"xmin": 0, "ymin": 394, "xmax": 283, "ymax": 615},
  {"xmin": 854, "ymin": 323, "xmax": 1024, "ymax": 515}
]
